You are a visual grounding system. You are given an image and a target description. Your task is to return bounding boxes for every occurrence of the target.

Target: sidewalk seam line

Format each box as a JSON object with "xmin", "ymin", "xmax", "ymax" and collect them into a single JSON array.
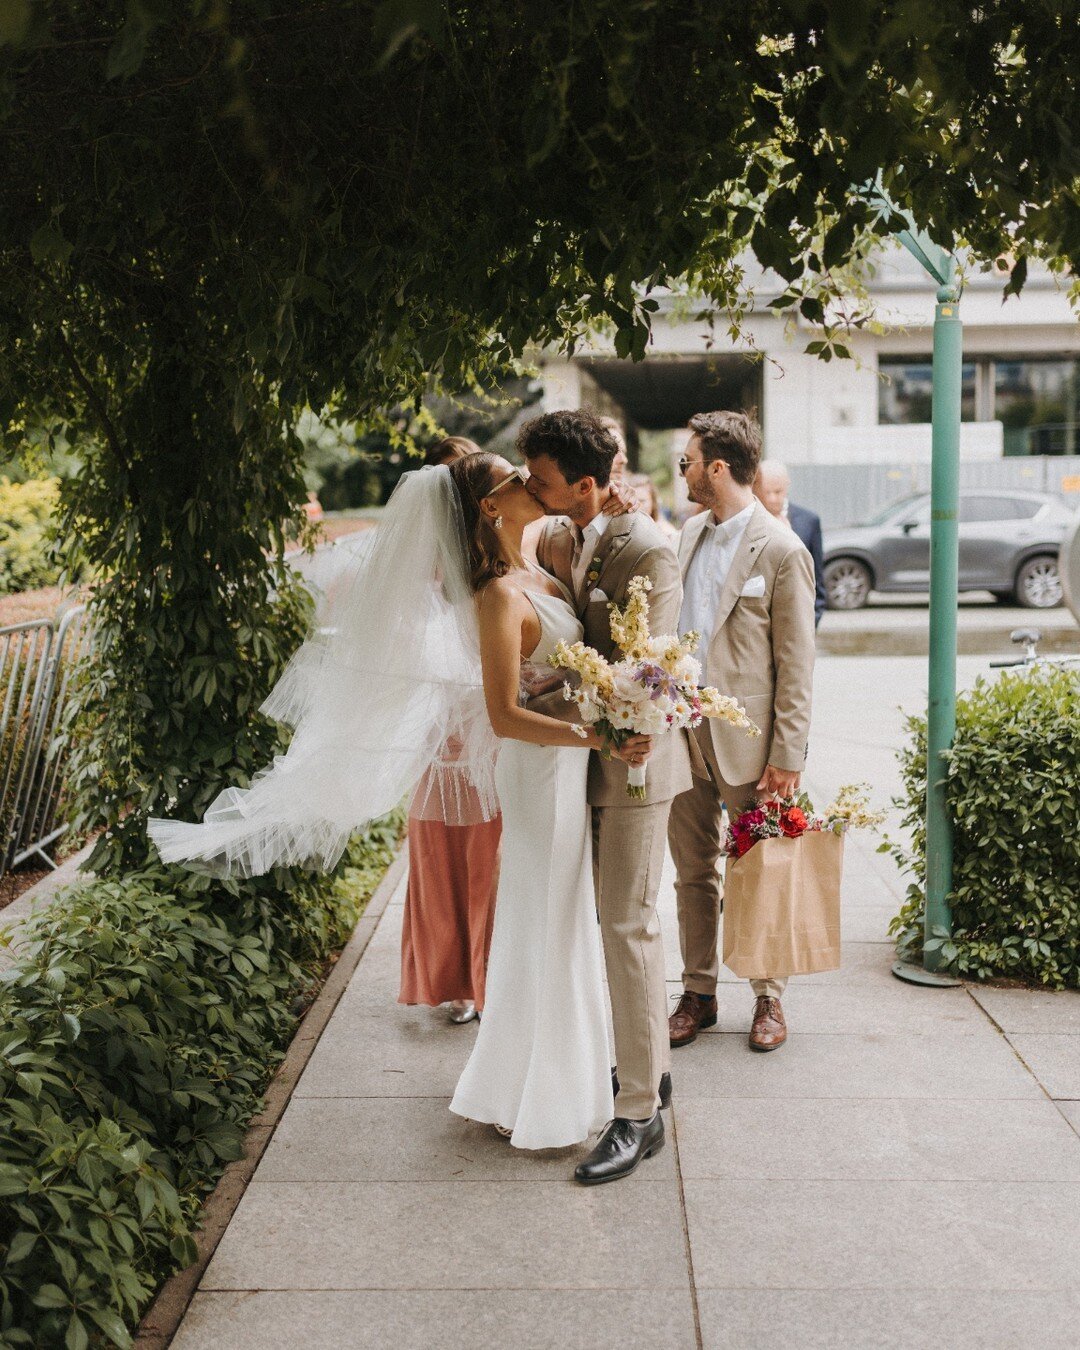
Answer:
[{"xmin": 671, "ymin": 1106, "xmax": 705, "ymax": 1350}]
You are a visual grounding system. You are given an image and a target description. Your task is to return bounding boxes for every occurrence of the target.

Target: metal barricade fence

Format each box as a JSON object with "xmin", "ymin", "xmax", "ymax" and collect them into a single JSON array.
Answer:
[{"xmin": 0, "ymin": 605, "xmax": 89, "ymax": 874}]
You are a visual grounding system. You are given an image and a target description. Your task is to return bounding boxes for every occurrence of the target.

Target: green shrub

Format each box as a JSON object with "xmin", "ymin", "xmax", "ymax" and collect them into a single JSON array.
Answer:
[
  {"xmin": 887, "ymin": 665, "xmax": 1080, "ymax": 987},
  {"xmin": 0, "ymin": 477, "xmax": 61, "ymax": 596},
  {"xmin": 0, "ymin": 809, "xmax": 403, "ymax": 1349}
]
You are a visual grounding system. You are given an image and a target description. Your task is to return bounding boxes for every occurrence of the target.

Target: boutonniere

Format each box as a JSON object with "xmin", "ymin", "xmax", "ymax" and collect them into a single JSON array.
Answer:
[{"xmin": 585, "ymin": 555, "xmax": 603, "ymax": 593}]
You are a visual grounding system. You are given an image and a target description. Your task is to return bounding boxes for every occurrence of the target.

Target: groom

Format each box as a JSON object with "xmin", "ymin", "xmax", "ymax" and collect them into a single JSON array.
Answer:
[{"xmin": 519, "ymin": 409, "xmax": 692, "ymax": 1185}]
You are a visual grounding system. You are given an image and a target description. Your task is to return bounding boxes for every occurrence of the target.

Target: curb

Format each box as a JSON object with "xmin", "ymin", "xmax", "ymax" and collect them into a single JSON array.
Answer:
[
  {"xmin": 818, "ymin": 624, "xmax": 1080, "ymax": 658},
  {"xmin": 133, "ymin": 844, "xmax": 409, "ymax": 1349}
]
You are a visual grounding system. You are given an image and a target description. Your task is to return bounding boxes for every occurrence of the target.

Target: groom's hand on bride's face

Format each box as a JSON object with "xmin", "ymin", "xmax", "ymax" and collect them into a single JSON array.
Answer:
[
  {"xmin": 756, "ymin": 765, "xmax": 801, "ymax": 799},
  {"xmin": 614, "ymin": 734, "xmax": 652, "ymax": 765}
]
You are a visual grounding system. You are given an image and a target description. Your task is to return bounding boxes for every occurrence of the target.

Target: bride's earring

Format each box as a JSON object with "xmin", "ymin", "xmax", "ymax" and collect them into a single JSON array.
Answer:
[{"xmin": 494, "ymin": 515, "xmax": 503, "ymax": 530}]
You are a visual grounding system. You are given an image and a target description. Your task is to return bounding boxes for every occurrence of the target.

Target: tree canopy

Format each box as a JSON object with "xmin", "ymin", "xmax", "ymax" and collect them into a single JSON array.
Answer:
[
  {"xmin": 3, "ymin": 1, "xmax": 1079, "ymax": 445},
  {"xmin": 1, "ymin": 1, "xmax": 1078, "ymax": 865}
]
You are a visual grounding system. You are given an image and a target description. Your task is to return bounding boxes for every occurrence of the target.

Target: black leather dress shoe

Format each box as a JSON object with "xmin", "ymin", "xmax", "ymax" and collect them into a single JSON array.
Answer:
[
  {"xmin": 575, "ymin": 1112, "xmax": 665, "ymax": 1185},
  {"xmin": 610, "ymin": 1068, "xmax": 672, "ymax": 1110}
]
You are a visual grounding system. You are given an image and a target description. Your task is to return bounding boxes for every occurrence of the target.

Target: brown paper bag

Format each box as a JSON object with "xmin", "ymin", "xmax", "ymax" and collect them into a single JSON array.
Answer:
[{"xmin": 722, "ymin": 830, "xmax": 844, "ymax": 979}]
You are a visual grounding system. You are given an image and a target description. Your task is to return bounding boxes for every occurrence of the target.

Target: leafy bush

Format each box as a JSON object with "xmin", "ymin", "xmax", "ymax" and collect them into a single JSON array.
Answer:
[
  {"xmin": 0, "ymin": 477, "xmax": 61, "ymax": 596},
  {"xmin": 0, "ymin": 809, "xmax": 403, "ymax": 1349},
  {"xmin": 887, "ymin": 665, "xmax": 1080, "ymax": 986}
]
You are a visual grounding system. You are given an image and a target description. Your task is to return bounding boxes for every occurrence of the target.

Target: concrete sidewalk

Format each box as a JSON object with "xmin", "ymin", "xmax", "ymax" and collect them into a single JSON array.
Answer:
[{"xmin": 171, "ymin": 658, "xmax": 1080, "ymax": 1350}]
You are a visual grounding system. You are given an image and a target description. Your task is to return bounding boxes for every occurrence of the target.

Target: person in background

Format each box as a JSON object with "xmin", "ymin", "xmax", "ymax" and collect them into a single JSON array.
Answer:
[
  {"xmin": 754, "ymin": 460, "xmax": 826, "ymax": 628},
  {"xmin": 627, "ymin": 472, "xmax": 679, "ymax": 541},
  {"xmin": 400, "ymin": 436, "xmax": 502, "ymax": 1024},
  {"xmin": 598, "ymin": 415, "xmax": 630, "ymax": 484}
]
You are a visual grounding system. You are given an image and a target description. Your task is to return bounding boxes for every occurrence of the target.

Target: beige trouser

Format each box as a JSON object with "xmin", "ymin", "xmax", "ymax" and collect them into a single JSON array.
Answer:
[
  {"xmin": 593, "ymin": 800, "xmax": 673, "ymax": 1121},
  {"xmin": 668, "ymin": 723, "xmax": 789, "ymax": 1002}
]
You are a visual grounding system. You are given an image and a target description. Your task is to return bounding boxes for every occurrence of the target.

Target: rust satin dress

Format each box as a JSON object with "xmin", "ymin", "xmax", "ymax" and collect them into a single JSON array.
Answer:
[{"xmin": 398, "ymin": 764, "xmax": 502, "ymax": 1011}]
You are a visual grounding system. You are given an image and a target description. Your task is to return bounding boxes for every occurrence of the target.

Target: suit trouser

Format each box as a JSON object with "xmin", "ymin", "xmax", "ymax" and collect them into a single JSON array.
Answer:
[
  {"xmin": 668, "ymin": 723, "xmax": 788, "ymax": 1002},
  {"xmin": 593, "ymin": 799, "xmax": 673, "ymax": 1121}
]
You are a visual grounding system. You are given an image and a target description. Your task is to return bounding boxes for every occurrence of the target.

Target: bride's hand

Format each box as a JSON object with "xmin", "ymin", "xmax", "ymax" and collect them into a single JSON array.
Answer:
[
  {"xmin": 601, "ymin": 482, "xmax": 637, "ymax": 517},
  {"xmin": 613, "ymin": 734, "xmax": 652, "ymax": 766}
]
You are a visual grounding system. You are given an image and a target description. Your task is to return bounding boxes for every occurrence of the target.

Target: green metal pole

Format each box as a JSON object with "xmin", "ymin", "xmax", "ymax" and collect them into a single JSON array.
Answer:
[{"xmin": 924, "ymin": 281, "xmax": 962, "ymax": 971}]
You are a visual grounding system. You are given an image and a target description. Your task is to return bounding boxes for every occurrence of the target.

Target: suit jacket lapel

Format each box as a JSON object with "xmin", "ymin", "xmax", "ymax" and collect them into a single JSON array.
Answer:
[
  {"xmin": 588, "ymin": 515, "xmax": 633, "ymax": 612},
  {"xmin": 709, "ymin": 502, "xmax": 769, "ymax": 642}
]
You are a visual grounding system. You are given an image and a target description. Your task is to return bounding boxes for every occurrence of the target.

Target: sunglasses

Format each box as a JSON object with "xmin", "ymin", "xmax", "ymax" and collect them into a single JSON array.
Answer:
[
  {"xmin": 678, "ymin": 455, "xmax": 722, "ymax": 476},
  {"xmin": 487, "ymin": 467, "xmax": 526, "ymax": 496}
]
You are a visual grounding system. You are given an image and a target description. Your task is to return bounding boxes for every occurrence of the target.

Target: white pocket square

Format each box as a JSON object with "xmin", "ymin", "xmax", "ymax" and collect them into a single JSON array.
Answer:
[{"xmin": 739, "ymin": 575, "xmax": 766, "ymax": 598}]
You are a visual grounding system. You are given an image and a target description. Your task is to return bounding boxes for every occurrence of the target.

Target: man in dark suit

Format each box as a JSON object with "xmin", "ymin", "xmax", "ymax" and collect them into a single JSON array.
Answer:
[{"xmin": 754, "ymin": 461, "xmax": 826, "ymax": 626}]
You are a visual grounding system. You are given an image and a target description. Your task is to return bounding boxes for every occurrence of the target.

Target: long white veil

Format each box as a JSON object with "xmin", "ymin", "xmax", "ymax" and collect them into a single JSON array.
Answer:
[{"xmin": 148, "ymin": 465, "xmax": 498, "ymax": 878}]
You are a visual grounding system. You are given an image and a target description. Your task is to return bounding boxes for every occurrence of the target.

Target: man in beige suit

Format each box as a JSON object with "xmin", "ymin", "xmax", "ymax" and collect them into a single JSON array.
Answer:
[
  {"xmin": 520, "ymin": 409, "xmax": 692, "ymax": 1185},
  {"xmin": 667, "ymin": 410, "xmax": 816, "ymax": 1053}
]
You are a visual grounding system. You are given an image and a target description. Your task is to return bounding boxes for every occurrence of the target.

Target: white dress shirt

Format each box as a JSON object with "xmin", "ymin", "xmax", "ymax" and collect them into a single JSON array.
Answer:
[
  {"xmin": 570, "ymin": 511, "xmax": 610, "ymax": 601},
  {"xmin": 679, "ymin": 503, "xmax": 755, "ymax": 656}
]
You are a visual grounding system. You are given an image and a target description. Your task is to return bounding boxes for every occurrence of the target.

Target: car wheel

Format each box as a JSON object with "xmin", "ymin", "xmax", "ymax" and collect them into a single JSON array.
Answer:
[
  {"xmin": 1014, "ymin": 555, "xmax": 1063, "ymax": 609},
  {"xmin": 824, "ymin": 558, "xmax": 872, "ymax": 610}
]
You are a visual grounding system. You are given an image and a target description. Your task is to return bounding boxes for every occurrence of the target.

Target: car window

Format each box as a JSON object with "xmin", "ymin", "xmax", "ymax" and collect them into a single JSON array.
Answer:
[
  {"xmin": 1005, "ymin": 498, "xmax": 1044, "ymax": 520},
  {"xmin": 897, "ymin": 500, "xmax": 932, "ymax": 527},
  {"xmin": 959, "ymin": 495, "xmax": 1032, "ymax": 523}
]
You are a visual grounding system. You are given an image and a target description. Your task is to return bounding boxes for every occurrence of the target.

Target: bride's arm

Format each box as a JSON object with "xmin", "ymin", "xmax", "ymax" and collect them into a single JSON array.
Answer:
[{"xmin": 478, "ymin": 583, "xmax": 648, "ymax": 759}]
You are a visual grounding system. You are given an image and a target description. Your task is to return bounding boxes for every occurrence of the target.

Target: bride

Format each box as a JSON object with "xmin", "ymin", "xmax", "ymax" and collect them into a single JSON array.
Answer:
[{"xmin": 149, "ymin": 455, "xmax": 650, "ymax": 1150}]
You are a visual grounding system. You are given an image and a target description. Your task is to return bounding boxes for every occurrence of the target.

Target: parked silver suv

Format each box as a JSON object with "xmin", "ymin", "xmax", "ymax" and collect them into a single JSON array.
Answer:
[{"xmin": 823, "ymin": 490, "xmax": 1075, "ymax": 610}]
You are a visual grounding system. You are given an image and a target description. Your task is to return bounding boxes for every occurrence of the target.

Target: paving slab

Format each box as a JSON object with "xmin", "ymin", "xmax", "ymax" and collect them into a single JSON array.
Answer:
[
  {"xmin": 696, "ymin": 1289, "xmax": 1080, "ymax": 1350},
  {"xmin": 174, "ymin": 1290, "xmax": 698, "ymax": 1350},
  {"xmin": 674, "ymin": 1098, "xmax": 1080, "ymax": 1182},
  {"xmin": 685, "ymin": 1179, "xmax": 1080, "ymax": 1290},
  {"xmin": 294, "ymin": 1004, "xmax": 479, "ymax": 1098},
  {"xmin": 670, "ymin": 1029, "xmax": 1041, "ymax": 1101},
  {"xmin": 692, "ymin": 981, "xmax": 987, "ymax": 1037},
  {"xmin": 259, "ymin": 1096, "xmax": 675, "ymax": 1183},
  {"xmin": 1006, "ymin": 1033, "xmax": 1080, "ymax": 1100},
  {"xmin": 968, "ymin": 986, "xmax": 1080, "ymax": 1034},
  {"xmin": 1060, "ymin": 1101, "xmax": 1080, "ymax": 1133},
  {"xmin": 201, "ymin": 1180, "xmax": 690, "ymax": 1292}
]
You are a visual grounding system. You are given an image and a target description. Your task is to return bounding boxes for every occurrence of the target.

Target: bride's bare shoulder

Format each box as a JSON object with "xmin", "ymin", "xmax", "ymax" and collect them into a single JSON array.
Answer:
[{"xmin": 476, "ymin": 574, "xmax": 528, "ymax": 616}]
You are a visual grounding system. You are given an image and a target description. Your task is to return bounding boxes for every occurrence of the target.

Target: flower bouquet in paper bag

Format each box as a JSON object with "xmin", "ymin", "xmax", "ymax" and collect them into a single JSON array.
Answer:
[
  {"xmin": 551, "ymin": 575, "xmax": 759, "ymax": 799},
  {"xmin": 721, "ymin": 786, "xmax": 885, "ymax": 978}
]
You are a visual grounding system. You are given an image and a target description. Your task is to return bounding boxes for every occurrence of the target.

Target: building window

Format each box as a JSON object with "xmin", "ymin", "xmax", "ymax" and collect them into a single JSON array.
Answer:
[
  {"xmin": 878, "ymin": 358, "xmax": 977, "ymax": 425},
  {"xmin": 879, "ymin": 353, "xmax": 1080, "ymax": 455},
  {"xmin": 993, "ymin": 357, "xmax": 1080, "ymax": 456}
]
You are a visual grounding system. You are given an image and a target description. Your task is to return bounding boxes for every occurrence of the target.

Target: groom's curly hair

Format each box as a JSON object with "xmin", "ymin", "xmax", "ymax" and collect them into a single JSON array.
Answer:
[
  {"xmin": 516, "ymin": 409, "xmax": 617, "ymax": 486},
  {"xmin": 448, "ymin": 451, "xmax": 511, "ymax": 593}
]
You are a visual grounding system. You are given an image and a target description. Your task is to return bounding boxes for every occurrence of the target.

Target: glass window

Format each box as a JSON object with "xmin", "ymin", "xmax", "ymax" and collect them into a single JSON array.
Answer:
[
  {"xmin": 879, "ymin": 359, "xmax": 977, "ymax": 424},
  {"xmin": 993, "ymin": 358, "xmax": 1080, "ymax": 456},
  {"xmin": 958, "ymin": 495, "xmax": 1029, "ymax": 523}
]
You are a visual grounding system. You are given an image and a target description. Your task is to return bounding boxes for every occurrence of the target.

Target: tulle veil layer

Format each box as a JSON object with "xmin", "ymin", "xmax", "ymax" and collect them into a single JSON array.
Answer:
[{"xmin": 148, "ymin": 466, "xmax": 497, "ymax": 878}]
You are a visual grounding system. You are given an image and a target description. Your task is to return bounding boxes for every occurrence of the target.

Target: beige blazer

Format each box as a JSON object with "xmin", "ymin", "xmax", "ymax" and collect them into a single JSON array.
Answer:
[
  {"xmin": 679, "ymin": 500, "xmax": 815, "ymax": 786},
  {"xmin": 532, "ymin": 512, "xmax": 693, "ymax": 808}
]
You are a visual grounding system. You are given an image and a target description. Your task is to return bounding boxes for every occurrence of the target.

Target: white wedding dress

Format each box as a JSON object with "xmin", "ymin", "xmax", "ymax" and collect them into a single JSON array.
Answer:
[{"xmin": 450, "ymin": 586, "xmax": 614, "ymax": 1149}]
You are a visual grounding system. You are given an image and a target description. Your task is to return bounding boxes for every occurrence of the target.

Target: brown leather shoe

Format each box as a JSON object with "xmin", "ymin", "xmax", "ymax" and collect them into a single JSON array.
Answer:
[
  {"xmin": 669, "ymin": 991, "xmax": 717, "ymax": 1048},
  {"xmin": 749, "ymin": 996, "xmax": 787, "ymax": 1051}
]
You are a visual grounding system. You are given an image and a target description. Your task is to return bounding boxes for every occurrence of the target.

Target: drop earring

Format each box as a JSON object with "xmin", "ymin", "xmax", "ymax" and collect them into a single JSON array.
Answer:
[{"xmin": 494, "ymin": 515, "xmax": 503, "ymax": 529}]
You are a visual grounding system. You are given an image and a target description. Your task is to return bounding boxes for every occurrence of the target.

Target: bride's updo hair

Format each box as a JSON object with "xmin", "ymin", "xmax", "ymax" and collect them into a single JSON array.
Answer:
[{"xmin": 448, "ymin": 452, "xmax": 510, "ymax": 593}]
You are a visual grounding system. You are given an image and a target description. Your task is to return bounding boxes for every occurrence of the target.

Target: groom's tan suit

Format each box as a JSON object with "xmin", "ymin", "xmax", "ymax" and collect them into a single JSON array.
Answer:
[
  {"xmin": 669, "ymin": 499, "xmax": 816, "ymax": 1001},
  {"xmin": 533, "ymin": 513, "xmax": 691, "ymax": 1120}
]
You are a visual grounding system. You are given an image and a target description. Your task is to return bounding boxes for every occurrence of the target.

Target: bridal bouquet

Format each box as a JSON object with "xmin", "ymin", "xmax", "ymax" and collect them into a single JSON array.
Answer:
[
  {"xmin": 723, "ymin": 784, "xmax": 885, "ymax": 858},
  {"xmin": 551, "ymin": 575, "xmax": 759, "ymax": 799}
]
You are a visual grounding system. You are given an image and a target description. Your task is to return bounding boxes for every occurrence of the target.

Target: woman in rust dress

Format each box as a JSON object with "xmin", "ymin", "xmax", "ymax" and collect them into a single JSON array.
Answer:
[{"xmin": 399, "ymin": 438, "xmax": 502, "ymax": 1023}]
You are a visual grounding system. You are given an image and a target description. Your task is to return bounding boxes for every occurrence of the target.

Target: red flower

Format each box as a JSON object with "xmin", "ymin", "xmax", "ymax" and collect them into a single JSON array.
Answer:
[
  {"xmin": 779, "ymin": 806, "xmax": 808, "ymax": 837},
  {"xmin": 733, "ymin": 831, "xmax": 754, "ymax": 857}
]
